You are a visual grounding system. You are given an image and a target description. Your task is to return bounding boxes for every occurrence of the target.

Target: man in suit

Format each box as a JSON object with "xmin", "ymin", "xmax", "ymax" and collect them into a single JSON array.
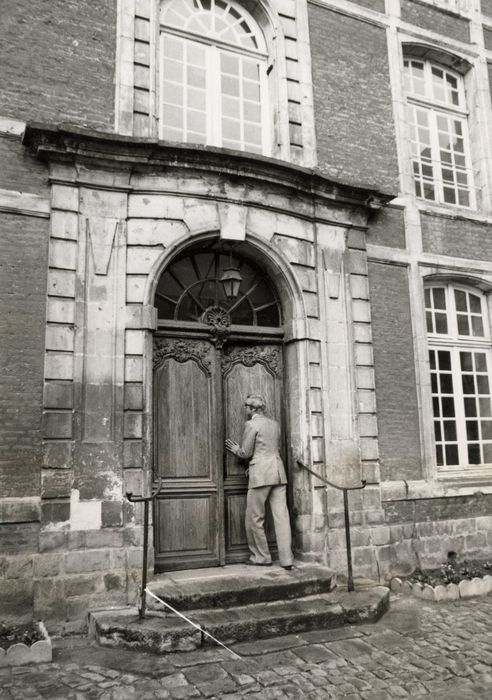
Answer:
[{"xmin": 225, "ymin": 395, "xmax": 293, "ymax": 570}]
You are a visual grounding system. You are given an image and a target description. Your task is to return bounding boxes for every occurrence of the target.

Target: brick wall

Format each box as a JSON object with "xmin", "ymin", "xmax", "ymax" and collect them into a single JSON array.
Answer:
[
  {"xmin": 0, "ymin": 214, "xmax": 49, "ymax": 498},
  {"xmin": 309, "ymin": 6, "xmax": 399, "ymax": 194},
  {"xmin": 484, "ymin": 27, "xmax": 492, "ymax": 51},
  {"xmin": 400, "ymin": 0, "xmax": 470, "ymax": 43},
  {"xmin": 421, "ymin": 212, "xmax": 492, "ymax": 261},
  {"xmin": 0, "ymin": 0, "xmax": 116, "ymax": 131},
  {"xmin": 367, "ymin": 206, "xmax": 406, "ymax": 249},
  {"xmin": 368, "ymin": 262, "xmax": 422, "ymax": 481},
  {"xmin": 0, "ymin": 137, "xmax": 49, "ymax": 195},
  {"xmin": 481, "ymin": 0, "xmax": 492, "ymax": 17}
]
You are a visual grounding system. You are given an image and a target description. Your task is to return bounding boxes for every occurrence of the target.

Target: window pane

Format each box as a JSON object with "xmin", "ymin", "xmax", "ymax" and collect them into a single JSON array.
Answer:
[
  {"xmin": 435, "ymin": 313, "xmax": 448, "ymax": 334},
  {"xmin": 462, "ymin": 375, "xmax": 475, "ymax": 394},
  {"xmin": 476, "ymin": 354, "xmax": 487, "ymax": 373},
  {"xmin": 243, "ymin": 81, "xmax": 260, "ymax": 102},
  {"xmin": 222, "ymin": 75, "xmax": 239, "ymax": 96},
  {"xmin": 436, "ymin": 444, "xmax": 443, "ymax": 466},
  {"xmin": 222, "ymin": 96, "xmax": 240, "ymax": 118},
  {"xmin": 464, "ymin": 398, "xmax": 477, "ymax": 417},
  {"xmin": 438, "ymin": 350, "xmax": 451, "ymax": 371},
  {"xmin": 466, "ymin": 421, "xmax": 478, "ymax": 440},
  {"xmin": 434, "ymin": 422, "xmax": 442, "ymax": 441},
  {"xmin": 432, "ymin": 288, "xmax": 446, "ymax": 309},
  {"xmin": 481, "ymin": 421, "xmax": 492, "ymax": 440},
  {"xmin": 454, "ymin": 290, "xmax": 467, "ymax": 311},
  {"xmin": 472, "ymin": 316, "xmax": 484, "ymax": 337},
  {"xmin": 426, "ymin": 311, "xmax": 433, "ymax": 333},
  {"xmin": 460, "ymin": 352, "xmax": 473, "ymax": 371},
  {"xmin": 469, "ymin": 295, "xmax": 481, "ymax": 313},
  {"xmin": 431, "ymin": 373, "xmax": 438, "ymax": 393},
  {"xmin": 477, "ymin": 375, "xmax": 490, "ymax": 395},
  {"xmin": 479, "ymin": 397, "xmax": 492, "ymax": 418},
  {"xmin": 440, "ymin": 374, "xmax": 453, "ymax": 394},
  {"xmin": 468, "ymin": 444, "xmax": 480, "ymax": 464},
  {"xmin": 446, "ymin": 445, "xmax": 459, "ymax": 465},
  {"xmin": 444, "ymin": 421, "xmax": 457, "ymax": 441},
  {"xmin": 443, "ymin": 187, "xmax": 457, "ymax": 204},
  {"xmin": 442, "ymin": 397, "xmax": 455, "ymax": 417},
  {"xmin": 483, "ymin": 444, "xmax": 492, "ymax": 463},
  {"xmin": 457, "ymin": 315, "xmax": 470, "ymax": 335}
]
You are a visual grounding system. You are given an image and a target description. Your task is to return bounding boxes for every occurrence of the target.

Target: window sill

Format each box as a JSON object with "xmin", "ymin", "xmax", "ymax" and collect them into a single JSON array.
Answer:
[
  {"xmin": 415, "ymin": 200, "xmax": 492, "ymax": 225},
  {"xmin": 381, "ymin": 474, "xmax": 492, "ymax": 501},
  {"xmin": 406, "ymin": 0, "xmax": 469, "ymax": 21}
]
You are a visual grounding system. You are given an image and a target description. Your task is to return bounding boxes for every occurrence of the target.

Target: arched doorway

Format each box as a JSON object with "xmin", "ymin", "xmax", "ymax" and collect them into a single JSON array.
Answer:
[{"xmin": 152, "ymin": 240, "xmax": 285, "ymax": 571}]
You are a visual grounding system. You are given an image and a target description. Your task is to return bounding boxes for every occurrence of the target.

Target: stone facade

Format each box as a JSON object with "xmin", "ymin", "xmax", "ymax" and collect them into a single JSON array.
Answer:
[{"xmin": 1, "ymin": 0, "xmax": 492, "ymax": 630}]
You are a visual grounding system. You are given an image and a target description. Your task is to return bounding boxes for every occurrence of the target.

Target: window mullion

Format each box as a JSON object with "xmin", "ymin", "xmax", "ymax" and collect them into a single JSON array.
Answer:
[
  {"xmin": 429, "ymin": 109, "xmax": 443, "ymax": 203},
  {"xmin": 452, "ymin": 345, "xmax": 468, "ymax": 466}
]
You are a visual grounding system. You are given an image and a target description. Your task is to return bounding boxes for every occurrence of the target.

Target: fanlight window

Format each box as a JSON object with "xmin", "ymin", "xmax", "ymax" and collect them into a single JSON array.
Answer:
[
  {"xmin": 403, "ymin": 57, "xmax": 474, "ymax": 208},
  {"xmin": 155, "ymin": 250, "xmax": 281, "ymax": 327},
  {"xmin": 160, "ymin": 0, "xmax": 269, "ymax": 154}
]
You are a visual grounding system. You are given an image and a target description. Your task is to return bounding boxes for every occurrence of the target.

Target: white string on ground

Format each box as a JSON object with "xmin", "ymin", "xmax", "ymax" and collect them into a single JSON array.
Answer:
[{"xmin": 145, "ymin": 588, "xmax": 242, "ymax": 660}]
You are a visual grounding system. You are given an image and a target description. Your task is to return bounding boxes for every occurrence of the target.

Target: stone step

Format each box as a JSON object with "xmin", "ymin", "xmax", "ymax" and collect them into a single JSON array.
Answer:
[
  {"xmin": 146, "ymin": 563, "xmax": 336, "ymax": 612},
  {"xmin": 89, "ymin": 586, "xmax": 389, "ymax": 656}
]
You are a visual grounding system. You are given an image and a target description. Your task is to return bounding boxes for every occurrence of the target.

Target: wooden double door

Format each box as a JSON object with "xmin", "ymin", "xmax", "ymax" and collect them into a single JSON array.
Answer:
[{"xmin": 153, "ymin": 332, "xmax": 284, "ymax": 571}]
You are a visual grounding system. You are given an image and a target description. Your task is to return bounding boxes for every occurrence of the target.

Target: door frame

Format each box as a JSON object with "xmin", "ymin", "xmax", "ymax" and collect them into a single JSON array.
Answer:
[{"xmin": 152, "ymin": 321, "xmax": 285, "ymax": 570}]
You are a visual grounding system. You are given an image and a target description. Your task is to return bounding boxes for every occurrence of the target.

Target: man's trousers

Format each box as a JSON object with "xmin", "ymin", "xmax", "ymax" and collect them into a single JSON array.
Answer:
[{"xmin": 245, "ymin": 484, "xmax": 293, "ymax": 567}]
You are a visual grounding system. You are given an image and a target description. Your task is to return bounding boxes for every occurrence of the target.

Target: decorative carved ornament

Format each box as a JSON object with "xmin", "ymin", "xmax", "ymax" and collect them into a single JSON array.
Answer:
[
  {"xmin": 222, "ymin": 347, "xmax": 282, "ymax": 377},
  {"xmin": 202, "ymin": 306, "xmax": 231, "ymax": 349},
  {"xmin": 153, "ymin": 339, "xmax": 212, "ymax": 375}
]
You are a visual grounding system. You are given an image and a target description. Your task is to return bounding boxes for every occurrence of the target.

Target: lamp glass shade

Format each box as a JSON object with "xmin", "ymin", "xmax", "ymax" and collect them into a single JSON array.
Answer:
[{"xmin": 220, "ymin": 267, "xmax": 242, "ymax": 299}]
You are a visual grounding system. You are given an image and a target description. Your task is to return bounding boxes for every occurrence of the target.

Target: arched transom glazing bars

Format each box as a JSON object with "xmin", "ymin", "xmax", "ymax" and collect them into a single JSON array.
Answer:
[
  {"xmin": 155, "ymin": 245, "xmax": 282, "ymax": 328},
  {"xmin": 159, "ymin": 0, "xmax": 270, "ymax": 154}
]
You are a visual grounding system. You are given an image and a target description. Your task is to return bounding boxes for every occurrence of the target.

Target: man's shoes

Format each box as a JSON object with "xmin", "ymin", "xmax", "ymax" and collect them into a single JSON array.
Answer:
[
  {"xmin": 246, "ymin": 560, "xmax": 272, "ymax": 566},
  {"xmin": 281, "ymin": 565, "xmax": 293, "ymax": 570}
]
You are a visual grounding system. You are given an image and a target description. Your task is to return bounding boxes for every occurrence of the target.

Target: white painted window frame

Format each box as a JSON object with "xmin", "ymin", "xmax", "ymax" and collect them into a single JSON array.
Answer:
[
  {"xmin": 159, "ymin": 2, "xmax": 271, "ymax": 155},
  {"xmin": 405, "ymin": 58, "xmax": 475, "ymax": 209},
  {"xmin": 426, "ymin": 282, "xmax": 492, "ymax": 474}
]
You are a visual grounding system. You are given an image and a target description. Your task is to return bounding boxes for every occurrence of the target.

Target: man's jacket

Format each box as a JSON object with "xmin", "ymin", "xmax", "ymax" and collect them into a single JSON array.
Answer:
[{"xmin": 235, "ymin": 413, "xmax": 287, "ymax": 488}]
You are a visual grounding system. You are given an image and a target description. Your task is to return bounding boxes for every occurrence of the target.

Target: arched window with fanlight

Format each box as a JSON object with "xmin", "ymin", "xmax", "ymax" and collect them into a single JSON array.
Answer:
[
  {"xmin": 155, "ymin": 247, "xmax": 281, "ymax": 328},
  {"xmin": 403, "ymin": 54, "xmax": 474, "ymax": 208},
  {"xmin": 159, "ymin": 0, "xmax": 270, "ymax": 154},
  {"xmin": 425, "ymin": 283, "xmax": 492, "ymax": 470}
]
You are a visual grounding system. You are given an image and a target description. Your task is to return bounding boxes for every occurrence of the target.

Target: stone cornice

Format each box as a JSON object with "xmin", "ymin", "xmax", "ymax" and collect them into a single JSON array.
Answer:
[{"xmin": 22, "ymin": 123, "xmax": 395, "ymax": 212}]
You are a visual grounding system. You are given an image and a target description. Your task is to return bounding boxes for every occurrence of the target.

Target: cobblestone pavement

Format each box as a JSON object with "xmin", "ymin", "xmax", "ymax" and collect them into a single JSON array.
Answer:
[{"xmin": 1, "ymin": 595, "xmax": 492, "ymax": 699}]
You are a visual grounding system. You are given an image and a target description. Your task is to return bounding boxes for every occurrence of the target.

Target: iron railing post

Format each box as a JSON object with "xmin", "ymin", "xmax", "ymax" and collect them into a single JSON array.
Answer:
[
  {"xmin": 126, "ymin": 477, "xmax": 162, "ymax": 619},
  {"xmin": 297, "ymin": 461, "xmax": 365, "ymax": 592}
]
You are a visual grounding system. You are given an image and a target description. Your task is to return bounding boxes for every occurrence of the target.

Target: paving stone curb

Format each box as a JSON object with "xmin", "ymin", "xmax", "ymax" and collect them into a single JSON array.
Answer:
[
  {"xmin": 390, "ymin": 574, "xmax": 492, "ymax": 601},
  {"xmin": 0, "ymin": 622, "xmax": 52, "ymax": 667}
]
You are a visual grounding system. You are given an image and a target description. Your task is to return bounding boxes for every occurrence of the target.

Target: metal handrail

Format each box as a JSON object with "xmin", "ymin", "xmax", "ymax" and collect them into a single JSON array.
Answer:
[
  {"xmin": 126, "ymin": 476, "xmax": 163, "ymax": 619},
  {"xmin": 297, "ymin": 460, "xmax": 366, "ymax": 592}
]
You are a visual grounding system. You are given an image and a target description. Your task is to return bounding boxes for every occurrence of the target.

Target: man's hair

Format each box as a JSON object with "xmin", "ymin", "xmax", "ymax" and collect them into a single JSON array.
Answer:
[{"xmin": 246, "ymin": 394, "xmax": 266, "ymax": 412}]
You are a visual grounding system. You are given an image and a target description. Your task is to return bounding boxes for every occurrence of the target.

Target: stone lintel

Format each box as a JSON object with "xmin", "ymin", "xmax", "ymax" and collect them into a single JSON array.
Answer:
[{"xmin": 23, "ymin": 123, "xmax": 395, "ymax": 212}]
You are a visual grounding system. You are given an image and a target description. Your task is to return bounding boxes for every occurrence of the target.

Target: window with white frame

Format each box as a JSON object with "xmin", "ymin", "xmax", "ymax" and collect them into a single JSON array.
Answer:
[
  {"xmin": 421, "ymin": 0, "xmax": 458, "ymax": 10},
  {"xmin": 159, "ymin": 0, "xmax": 269, "ymax": 154},
  {"xmin": 403, "ymin": 57, "xmax": 474, "ymax": 208},
  {"xmin": 425, "ymin": 283, "xmax": 492, "ymax": 470}
]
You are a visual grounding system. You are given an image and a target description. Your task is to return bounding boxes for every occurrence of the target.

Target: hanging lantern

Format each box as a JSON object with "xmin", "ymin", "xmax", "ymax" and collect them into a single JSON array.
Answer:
[{"xmin": 220, "ymin": 266, "xmax": 242, "ymax": 300}]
